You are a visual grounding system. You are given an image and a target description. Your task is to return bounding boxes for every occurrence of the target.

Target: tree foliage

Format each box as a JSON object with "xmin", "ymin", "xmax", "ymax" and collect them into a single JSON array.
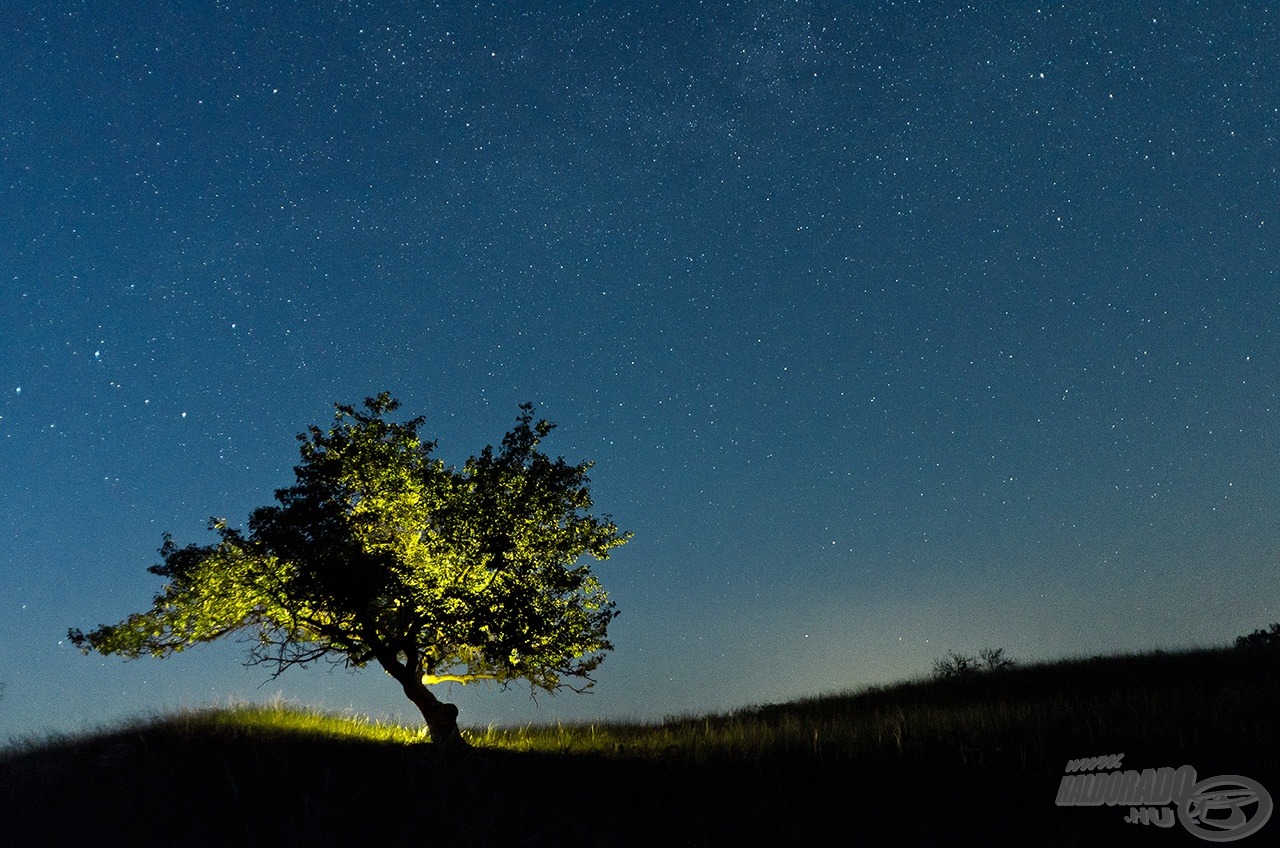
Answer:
[{"xmin": 70, "ymin": 395, "xmax": 630, "ymax": 744}]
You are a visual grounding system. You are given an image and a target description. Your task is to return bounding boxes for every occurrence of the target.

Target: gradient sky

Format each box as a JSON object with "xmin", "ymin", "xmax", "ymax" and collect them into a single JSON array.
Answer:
[{"xmin": 2, "ymin": 0, "xmax": 1277, "ymax": 740}]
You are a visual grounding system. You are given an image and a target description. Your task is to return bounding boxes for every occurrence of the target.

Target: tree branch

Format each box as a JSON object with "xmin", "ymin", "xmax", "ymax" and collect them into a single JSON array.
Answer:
[{"xmin": 421, "ymin": 672, "xmax": 504, "ymax": 686}]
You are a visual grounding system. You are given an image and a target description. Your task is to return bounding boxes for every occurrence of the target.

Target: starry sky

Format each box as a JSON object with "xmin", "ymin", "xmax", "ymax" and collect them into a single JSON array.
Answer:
[{"xmin": 2, "ymin": 0, "xmax": 1278, "ymax": 739}]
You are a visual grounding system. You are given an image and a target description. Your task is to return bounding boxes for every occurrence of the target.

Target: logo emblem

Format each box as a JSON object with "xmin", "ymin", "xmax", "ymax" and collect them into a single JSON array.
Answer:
[{"xmin": 1178, "ymin": 775, "xmax": 1273, "ymax": 842}]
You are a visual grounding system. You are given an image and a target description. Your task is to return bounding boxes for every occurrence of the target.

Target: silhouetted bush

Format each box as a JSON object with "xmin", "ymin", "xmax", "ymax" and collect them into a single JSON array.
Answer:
[
  {"xmin": 1236, "ymin": 622, "xmax": 1280, "ymax": 650},
  {"xmin": 932, "ymin": 647, "xmax": 1016, "ymax": 679}
]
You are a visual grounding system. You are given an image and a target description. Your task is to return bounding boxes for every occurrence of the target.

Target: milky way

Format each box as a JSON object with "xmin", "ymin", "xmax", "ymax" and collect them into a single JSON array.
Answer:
[{"xmin": 2, "ymin": 1, "xmax": 1277, "ymax": 737}]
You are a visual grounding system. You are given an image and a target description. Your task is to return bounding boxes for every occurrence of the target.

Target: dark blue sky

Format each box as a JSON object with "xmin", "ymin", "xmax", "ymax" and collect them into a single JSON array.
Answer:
[{"xmin": 2, "ymin": 0, "xmax": 1277, "ymax": 738}]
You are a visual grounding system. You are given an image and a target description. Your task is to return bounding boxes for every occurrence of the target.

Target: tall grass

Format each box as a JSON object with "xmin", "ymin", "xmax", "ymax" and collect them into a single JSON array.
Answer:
[
  {"xmin": 465, "ymin": 645, "xmax": 1280, "ymax": 774},
  {"xmin": 7, "ymin": 644, "xmax": 1269, "ymax": 769}
]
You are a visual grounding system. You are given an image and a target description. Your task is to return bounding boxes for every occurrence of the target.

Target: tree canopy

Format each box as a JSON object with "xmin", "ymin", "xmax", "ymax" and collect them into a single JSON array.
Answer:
[{"xmin": 70, "ymin": 394, "xmax": 630, "ymax": 745}]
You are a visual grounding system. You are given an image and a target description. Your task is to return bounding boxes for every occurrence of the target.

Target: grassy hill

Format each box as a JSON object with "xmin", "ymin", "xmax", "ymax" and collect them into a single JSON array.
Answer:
[{"xmin": 3, "ymin": 645, "xmax": 1277, "ymax": 847}]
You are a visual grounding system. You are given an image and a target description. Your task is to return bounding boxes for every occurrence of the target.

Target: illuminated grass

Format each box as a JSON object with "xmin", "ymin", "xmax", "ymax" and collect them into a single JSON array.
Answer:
[{"xmin": 155, "ymin": 699, "xmax": 424, "ymax": 746}]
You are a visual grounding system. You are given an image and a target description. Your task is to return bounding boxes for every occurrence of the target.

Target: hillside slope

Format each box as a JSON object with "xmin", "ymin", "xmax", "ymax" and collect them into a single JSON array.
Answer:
[{"xmin": 3, "ymin": 647, "xmax": 1276, "ymax": 847}]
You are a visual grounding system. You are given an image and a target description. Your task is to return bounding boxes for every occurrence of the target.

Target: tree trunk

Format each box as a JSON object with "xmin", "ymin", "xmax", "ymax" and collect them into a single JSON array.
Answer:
[
  {"xmin": 400, "ymin": 675, "xmax": 467, "ymax": 748},
  {"xmin": 365, "ymin": 640, "xmax": 468, "ymax": 748}
]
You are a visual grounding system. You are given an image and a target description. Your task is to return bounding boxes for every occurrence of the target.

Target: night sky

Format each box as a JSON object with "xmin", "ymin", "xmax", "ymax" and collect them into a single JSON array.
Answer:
[{"xmin": 3, "ymin": 1, "xmax": 1278, "ymax": 740}]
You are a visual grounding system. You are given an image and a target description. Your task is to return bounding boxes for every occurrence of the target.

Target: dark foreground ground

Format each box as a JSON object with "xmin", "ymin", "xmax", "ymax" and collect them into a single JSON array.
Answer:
[{"xmin": 2, "ymin": 646, "xmax": 1277, "ymax": 847}]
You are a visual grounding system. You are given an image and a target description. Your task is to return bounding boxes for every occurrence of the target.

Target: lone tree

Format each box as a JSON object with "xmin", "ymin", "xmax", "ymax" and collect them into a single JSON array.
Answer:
[{"xmin": 70, "ymin": 394, "xmax": 629, "ymax": 746}]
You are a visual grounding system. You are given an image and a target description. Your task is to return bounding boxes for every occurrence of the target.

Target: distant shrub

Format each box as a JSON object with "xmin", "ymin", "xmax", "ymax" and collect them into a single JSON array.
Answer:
[
  {"xmin": 932, "ymin": 647, "xmax": 1016, "ymax": 679},
  {"xmin": 979, "ymin": 647, "xmax": 1016, "ymax": 671},
  {"xmin": 1235, "ymin": 622, "xmax": 1280, "ymax": 650},
  {"xmin": 933, "ymin": 651, "xmax": 978, "ymax": 679}
]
